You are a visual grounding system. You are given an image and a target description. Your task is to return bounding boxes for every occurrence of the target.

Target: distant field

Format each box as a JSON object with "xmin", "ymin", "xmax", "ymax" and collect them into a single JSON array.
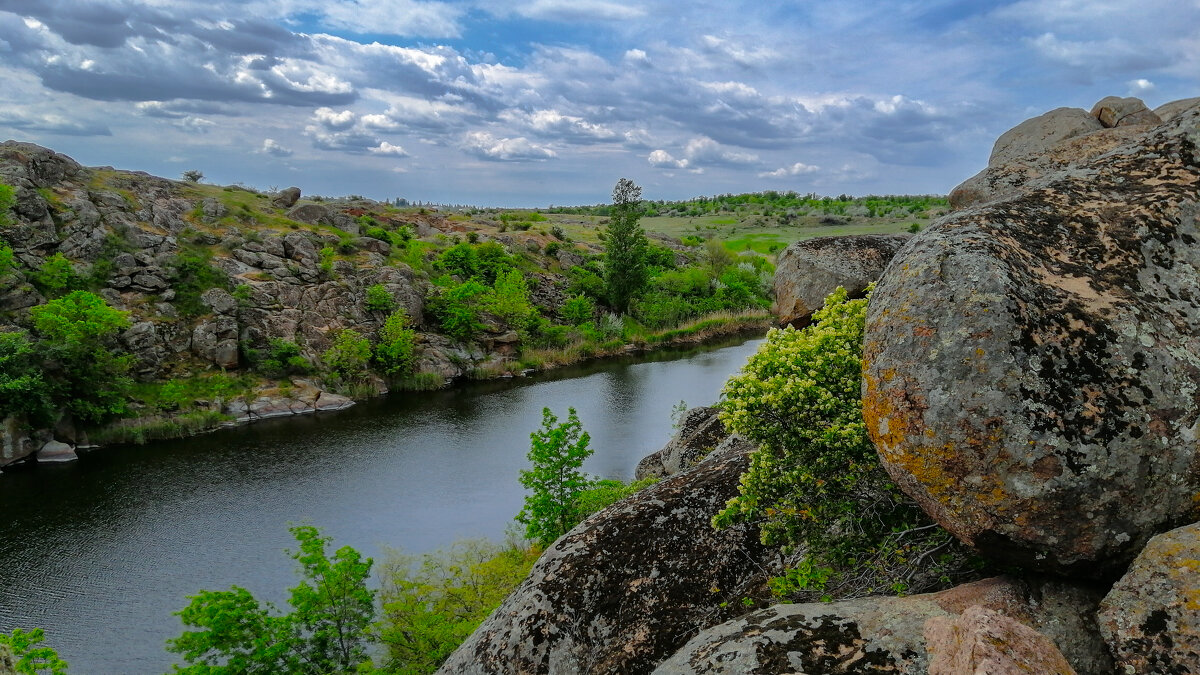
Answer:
[{"xmin": 542, "ymin": 212, "xmax": 928, "ymax": 256}]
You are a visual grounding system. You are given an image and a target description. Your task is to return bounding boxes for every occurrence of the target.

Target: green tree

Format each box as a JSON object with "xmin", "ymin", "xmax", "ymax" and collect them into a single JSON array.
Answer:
[
  {"xmin": 168, "ymin": 525, "xmax": 375, "ymax": 674},
  {"xmin": 29, "ymin": 290, "xmax": 132, "ymax": 424},
  {"xmin": 429, "ymin": 280, "xmax": 487, "ymax": 343},
  {"xmin": 713, "ymin": 287, "xmax": 975, "ymax": 599},
  {"xmin": 0, "ymin": 330, "xmax": 55, "ymax": 425},
  {"xmin": 375, "ymin": 540, "xmax": 538, "ymax": 675},
  {"xmin": 561, "ymin": 294, "xmax": 594, "ymax": 326},
  {"xmin": 0, "ymin": 628, "xmax": 69, "ymax": 675},
  {"xmin": 364, "ymin": 284, "xmax": 396, "ymax": 314},
  {"xmin": 322, "ymin": 329, "xmax": 372, "ymax": 381},
  {"xmin": 487, "ymin": 268, "xmax": 533, "ymax": 332},
  {"xmin": 517, "ymin": 407, "xmax": 594, "ymax": 546},
  {"xmin": 31, "ymin": 253, "xmax": 81, "ymax": 299},
  {"xmin": 375, "ymin": 308, "xmax": 417, "ymax": 378},
  {"xmin": 603, "ymin": 178, "xmax": 649, "ymax": 313},
  {"xmin": 181, "ymin": 169, "xmax": 204, "ymax": 182}
]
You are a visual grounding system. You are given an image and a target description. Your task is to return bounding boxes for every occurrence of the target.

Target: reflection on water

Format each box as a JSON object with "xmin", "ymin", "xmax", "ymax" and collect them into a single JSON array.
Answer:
[{"xmin": 0, "ymin": 334, "xmax": 764, "ymax": 673}]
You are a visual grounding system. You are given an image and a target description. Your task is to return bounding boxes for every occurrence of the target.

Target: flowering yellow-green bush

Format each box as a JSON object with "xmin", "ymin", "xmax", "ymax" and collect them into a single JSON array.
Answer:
[{"xmin": 714, "ymin": 287, "xmax": 979, "ymax": 599}]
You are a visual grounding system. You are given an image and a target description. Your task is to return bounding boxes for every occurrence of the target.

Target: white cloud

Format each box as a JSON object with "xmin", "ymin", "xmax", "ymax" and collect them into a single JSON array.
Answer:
[
  {"xmin": 462, "ymin": 131, "xmax": 556, "ymax": 161},
  {"xmin": 1128, "ymin": 78, "xmax": 1155, "ymax": 94},
  {"xmin": 313, "ymin": 107, "xmax": 357, "ymax": 130},
  {"xmin": 506, "ymin": 0, "xmax": 646, "ymax": 22},
  {"xmin": 647, "ymin": 149, "xmax": 687, "ymax": 169},
  {"xmin": 259, "ymin": 138, "xmax": 293, "ymax": 156},
  {"xmin": 369, "ymin": 141, "xmax": 409, "ymax": 156},
  {"xmin": 758, "ymin": 162, "xmax": 819, "ymax": 178}
]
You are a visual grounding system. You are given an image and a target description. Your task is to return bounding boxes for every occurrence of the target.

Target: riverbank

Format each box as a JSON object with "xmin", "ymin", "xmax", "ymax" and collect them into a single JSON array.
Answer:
[{"xmin": 76, "ymin": 311, "xmax": 772, "ymax": 448}]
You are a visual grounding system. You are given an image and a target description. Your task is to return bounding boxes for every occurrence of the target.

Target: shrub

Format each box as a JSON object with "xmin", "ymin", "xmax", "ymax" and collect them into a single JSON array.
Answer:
[
  {"xmin": 364, "ymin": 283, "xmax": 396, "ymax": 313},
  {"xmin": 428, "ymin": 279, "xmax": 487, "ymax": 343},
  {"xmin": 517, "ymin": 407, "xmax": 594, "ymax": 546},
  {"xmin": 713, "ymin": 287, "xmax": 978, "ymax": 600},
  {"xmin": 0, "ymin": 330, "xmax": 54, "ymax": 426},
  {"xmin": 323, "ymin": 329, "xmax": 372, "ymax": 381},
  {"xmin": 366, "ymin": 226, "xmax": 390, "ymax": 242},
  {"xmin": 375, "ymin": 309, "xmax": 417, "ymax": 378},
  {"xmin": 255, "ymin": 338, "xmax": 310, "ymax": 377},
  {"xmin": 487, "ymin": 268, "xmax": 534, "ymax": 332},
  {"xmin": 0, "ymin": 243, "xmax": 16, "ymax": 278},
  {"xmin": 171, "ymin": 248, "xmax": 230, "ymax": 317},
  {"xmin": 31, "ymin": 252, "xmax": 81, "ymax": 298},
  {"xmin": 0, "ymin": 628, "xmax": 68, "ymax": 675},
  {"xmin": 319, "ymin": 247, "xmax": 336, "ymax": 278},
  {"xmin": 561, "ymin": 294, "xmax": 594, "ymax": 326}
]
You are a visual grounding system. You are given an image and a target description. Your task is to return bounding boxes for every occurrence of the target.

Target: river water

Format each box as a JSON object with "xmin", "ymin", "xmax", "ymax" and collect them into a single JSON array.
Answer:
[{"xmin": 0, "ymin": 334, "xmax": 764, "ymax": 674}]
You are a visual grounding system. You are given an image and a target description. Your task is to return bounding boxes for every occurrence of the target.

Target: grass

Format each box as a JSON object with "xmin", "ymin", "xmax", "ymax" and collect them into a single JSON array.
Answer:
[{"xmin": 89, "ymin": 410, "xmax": 232, "ymax": 445}]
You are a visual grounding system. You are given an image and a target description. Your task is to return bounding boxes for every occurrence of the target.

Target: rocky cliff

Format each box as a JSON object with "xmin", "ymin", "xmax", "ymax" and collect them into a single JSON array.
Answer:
[{"xmin": 441, "ymin": 95, "xmax": 1200, "ymax": 674}]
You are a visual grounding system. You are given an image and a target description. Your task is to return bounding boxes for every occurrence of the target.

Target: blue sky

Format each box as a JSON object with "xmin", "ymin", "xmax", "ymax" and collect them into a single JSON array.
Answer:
[{"xmin": 0, "ymin": 0, "xmax": 1196, "ymax": 206}]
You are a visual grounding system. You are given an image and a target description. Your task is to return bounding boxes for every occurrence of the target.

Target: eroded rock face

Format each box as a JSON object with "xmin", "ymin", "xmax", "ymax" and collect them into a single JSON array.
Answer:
[
  {"xmin": 437, "ymin": 444, "xmax": 791, "ymax": 675},
  {"xmin": 634, "ymin": 406, "xmax": 728, "ymax": 479},
  {"xmin": 949, "ymin": 96, "xmax": 1192, "ymax": 211},
  {"xmin": 863, "ymin": 106, "xmax": 1200, "ymax": 575},
  {"xmin": 271, "ymin": 186, "xmax": 301, "ymax": 208},
  {"xmin": 653, "ymin": 576, "xmax": 1108, "ymax": 675},
  {"xmin": 1098, "ymin": 522, "xmax": 1200, "ymax": 674},
  {"xmin": 772, "ymin": 234, "xmax": 911, "ymax": 327},
  {"xmin": 925, "ymin": 605, "xmax": 1076, "ymax": 675}
]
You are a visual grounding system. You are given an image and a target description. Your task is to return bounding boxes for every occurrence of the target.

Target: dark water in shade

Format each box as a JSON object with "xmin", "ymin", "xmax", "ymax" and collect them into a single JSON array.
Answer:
[{"xmin": 0, "ymin": 334, "xmax": 765, "ymax": 674}]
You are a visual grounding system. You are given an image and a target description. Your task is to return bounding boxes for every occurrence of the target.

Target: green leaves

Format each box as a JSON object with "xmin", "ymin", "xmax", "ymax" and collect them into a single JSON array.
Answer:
[
  {"xmin": 516, "ymin": 407, "xmax": 594, "ymax": 546},
  {"xmin": 603, "ymin": 178, "xmax": 649, "ymax": 314},
  {"xmin": 167, "ymin": 525, "xmax": 375, "ymax": 674},
  {"xmin": 0, "ymin": 627, "xmax": 69, "ymax": 675},
  {"xmin": 374, "ymin": 308, "xmax": 417, "ymax": 378}
]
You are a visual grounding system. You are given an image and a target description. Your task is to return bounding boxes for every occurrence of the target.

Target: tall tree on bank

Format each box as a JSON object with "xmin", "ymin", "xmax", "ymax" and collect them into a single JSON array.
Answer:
[{"xmin": 602, "ymin": 178, "xmax": 649, "ymax": 314}]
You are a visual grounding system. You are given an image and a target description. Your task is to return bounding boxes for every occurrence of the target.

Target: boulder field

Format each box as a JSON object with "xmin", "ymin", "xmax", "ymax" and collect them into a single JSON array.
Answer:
[{"xmin": 442, "ymin": 95, "xmax": 1200, "ymax": 674}]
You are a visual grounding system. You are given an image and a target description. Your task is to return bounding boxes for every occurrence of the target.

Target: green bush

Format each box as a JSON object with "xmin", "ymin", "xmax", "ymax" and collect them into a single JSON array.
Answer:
[
  {"xmin": 30, "ymin": 290, "xmax": 133, "ymax": 424},
  {"xmin": 517, "ymin": 407, "xmax": 594, "ymax": 546},
  {"xmin": 375, "ymin": 309, "xmax": 417, "ymax": 378},
  {"xmin": 0, "ymin": 243, "xmax": 16, "ymax": 279},
  {"xmin": 561, "ymin": 294, "xmax": 594, "ymax": 326},
  {"xmin": 31, "ymin": 253, "xmax": 81, "ymax": 298},
  {"xmin": 487, "ymin": 268, "xmax": 534, "ymax": 332},
  {"xmin": 0, "ymin": 628, "xmax": 69, "ymax": 675},
  {"xmin": 428, "ymin": 279, "xmax": 487, "ymax": 342},
  {"xmin": 364, "ymin": 283, "xmax": 396, "ymax": 313},
  {"xmin": 171, "ymin": 248, "xmax": 230, "ymax": 317},
  {"xmin": 713, "ymin": 287, "xmax": 977, "ymax": 600},
  {"xmin": 375, "ymin": 539, "xmax": 538, "ymax": 674},
  {"xmin": 0, "ymin": 330, "xmax": 54, "ymax": 426},
  {"xmin": 253, "ymin": 338, "xmax": 310, "ymax": 377},
  {"xmin": 323, "ymin": 329, "xmax": 372, "ymax": 381}
]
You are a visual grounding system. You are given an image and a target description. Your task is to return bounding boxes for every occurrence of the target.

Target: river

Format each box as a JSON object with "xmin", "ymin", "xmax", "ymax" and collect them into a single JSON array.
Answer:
[{"xmin": 0, "ymin": 334, "xmax": 764, "ymax": 674}]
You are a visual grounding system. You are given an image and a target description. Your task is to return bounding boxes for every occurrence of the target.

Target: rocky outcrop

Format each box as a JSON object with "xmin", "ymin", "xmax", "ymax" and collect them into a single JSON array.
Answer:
[
  {"xmin": 924, "ymin": 605, "xmax": 1076, "ymax": 675},
  {"xmin": 772, "ymin": 234, "xmax": 911, "ymax": 327},
  {"xmin": 1098, "ymin": 521, "xmax": 1200, "ymax": 673},
  {"xmin": 635, "ymin": 406, "xmax": 727, "ymax": 479},
  {"xmin": 653, "ymin": 576, "xmax": 1108, "ymax": 674},
  {"xmin": 949, "ymin": 96, "xmax": 1195, "ymax": 210},
  {"xmin": 437, "ymin": 442, "xmax": 792, "ymax": 675},
  {"xmin": 1157, "ymin": 97, "xmax": 1200, "ymax": 122},
  {"xmin": 0, "ymin": 416, "xmax": 38, "ymax": 466},
  {"xmin": 271, "ymin": 186, "xmax": 301, "ymax": 208},
  {"xmin": 863, "ymin": 105, "xmax": 1200, "ymax": 575},
  {"xmin": 35, "ymin": 440, "xmax": 76, "ymax": 463}
]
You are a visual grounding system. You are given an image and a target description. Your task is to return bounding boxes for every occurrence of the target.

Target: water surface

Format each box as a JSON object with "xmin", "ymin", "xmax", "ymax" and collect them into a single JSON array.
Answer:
[{"xmin": 0, "ymin": 335, "xmax": 764, "ymax": 673}]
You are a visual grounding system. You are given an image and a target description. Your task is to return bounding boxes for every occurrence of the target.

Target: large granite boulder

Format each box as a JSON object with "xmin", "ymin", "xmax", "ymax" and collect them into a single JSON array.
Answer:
[
  {"xmin": 863, "ymin": 105, "xmax": 1200, "ymax": 575},
  {"xmin": 949, "ymin": 96, "xmax": 1189, "ymax": 210},
  {"xmin": 772, "ymin": 234, "xmax": 911, "ymax": 327},
  {"xmin": 653, "ymin": 576, "xmax": 1108, "ymax": 674},
  {"xmin": 1157, "ymin": 97, "xmax": 1200, "ymax": 123},
  {"xmin": 635, "ymin": 406, "xmax": 728, "ymax": 479},
  {"xmin": 437, "ymin": 443, "xmax": 791, "ymax": 675},
  {"xmin": 925, "ymin": 605, "xmax": 1076, "ymax": 675},
  {"xmin": 1098, "ymin": 521, "xmax": 1200, "ymax": 673},
  {"xmin": 271, "ymin": 186, "xmax": 301, "ymax": 208}
]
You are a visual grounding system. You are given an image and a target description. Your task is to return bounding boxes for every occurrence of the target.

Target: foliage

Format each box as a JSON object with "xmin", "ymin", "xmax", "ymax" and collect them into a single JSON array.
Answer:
[
  {"xmin": 323, "ymin": 329, "xmax": 372, "ymax": 381},
  {"xmin": 319, "ymin": 247, "xmax": 336, "ymax": 278},
  {"xmin": 181, "ymin": 169, "xmax": 204, "ymax": 183},
  {"xmin": 561, "ymin": 294, "xmax": 594, "ymax": 326},
  {"xmin": 0, "ymin": 243, "xmax": 13, "ymax": 278},
  {"xmin": 516, "ymin": 407, "xmax": 594, "ymax": 546},
  {"xmin": 603, "ymin": 178, "xmax": 649, "ymax": 313},
  {"xmin": 713, "ymin": 287, "xmax": 978, "ymax": 600},
  {"xmin": 375, "ymin": 309, "xmax": 417, "ymax": 378},
  {"xmin": 432, "ymin": 241, "xmax": 514, "ymax": 285},
  {"xmin": 0, "ymin": 182, "xmax": 14, "ymax": 226},
  {"xmin": 364, "ymin": 283, "xmax": 396, "ymax": 314},
  {"xmin": 375, "ymin": 540, "xmax": 538, "ymax": 674},
  {"xmin": 0, "ymin": 330, "xmax": 55, "ymax": 425},
  {"xmin": 31, "ymin": 253, "xmax": 81, "ymax": 298},
  {"xmin": 171, "ymin": 247, "xmax": 231, "ymax": 317},
  {"xmin": 573, "ymin": 477, "xmax": 657, "ymax": 518},
  {"xmin": 29, "ymin": 290, "xmax": 132, "ymax": 424},
  {"xmin": 252, "ymin": 338, "xmax": 311, "ymax": 377},
  {"xmin": 167, "ymin": 525, "xmax": 374, "ymax": 674},
  {"xmin": 428, "ymin": 279, "xmax": 487, "ymax": 343},
  {"xmin": 486, "ymin": 268, "xmax": 534, "ymax": 332},
  {"xmin": 0, "ymin": 628, "xmax": 69, "ymax": 675}
]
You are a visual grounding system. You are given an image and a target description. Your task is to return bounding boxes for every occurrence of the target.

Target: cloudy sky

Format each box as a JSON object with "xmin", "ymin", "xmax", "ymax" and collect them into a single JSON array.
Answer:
[{"xmin": 0, "ymin": 0, "xmax": 1196, "ymax": 206}]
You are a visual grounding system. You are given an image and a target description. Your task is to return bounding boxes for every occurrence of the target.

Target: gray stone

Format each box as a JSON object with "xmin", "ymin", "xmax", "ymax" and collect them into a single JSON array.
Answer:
[
  {"xmin": 271, "ymin": 186, "xmax": 301, "ymax": 208},
  {"xmin": 438, "ymin": 442, "xmax": 791, "ymax": 675},
  {"xmin": 636, "ymin": 406, "xmax": 728, "ymax": 480},
  {"xmin": 988, "ymin": 107, "xmax": 1103, "ymax": 168},
  {"xmin": 1090, "ymin": 95, "xmax": 1160, "ymax": 128},
  {"xmin": 200, "ymin": 287, "xmax": 237, "ymax": 315},
  {"xmin": 1098, "ymin": 521, "xmax": 1200, "ymax": 674},
  {"xmin": 1154, "ymin": 96, "xmax": 1200, "ymax": 123},
  {"xmin": 36, "ymin": 440, "xmax": 77, "ymax": 463},
  {"xmin": 200, "ymin": 197, "xmax": 227, "ymax": 221},
  {"xmin": 773, "ymin": 234, "xmax": 911, "ymax": 327},
  {"xmin": 287, "ymin": 204, "xmax": 331, "ymax": 225},
  {"xmin": 0, "ymin": 416, "xmax": 37, "ymax": 466},
  {"xmin": 863, "ymin": 105, "xmax": 1200, "ymax": 575},
  {"xmin": 654, "ymin": 576, "xmax": 1109, "ymax": 675},
  {"xmin": 925, "ymin": 605, "xmax": 1076, "ymax": 675}
]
